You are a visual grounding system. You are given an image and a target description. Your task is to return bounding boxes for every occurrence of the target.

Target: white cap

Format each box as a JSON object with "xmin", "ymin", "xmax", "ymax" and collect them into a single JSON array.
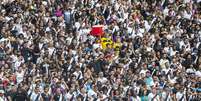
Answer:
[
  {"xmin": 42, "ymin": 1, "xmax": 48, "ymax": 6},
  {"xmin": 196, "ymin": 71, "xmax": 201, "ymax": 77},
  {"xmin": 186, "ymin": 68, "xmax": 195, "ymax": 74},
  {"xmin": 0, "ymin": 90, "xmax": 5, "ymax": 94}
]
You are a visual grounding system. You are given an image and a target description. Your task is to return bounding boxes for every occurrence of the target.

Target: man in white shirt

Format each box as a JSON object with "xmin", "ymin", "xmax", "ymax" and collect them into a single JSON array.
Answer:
[
  {"xmin": 16, "ymin": 69, "xmax": 25, "ymax": 84},
  {"xmin": 0, "ymin": 90, "xmax": 7, "ymax": 101},
  {"xmin": 176, "ymin": 91, "xmax": 184, "ymax": 101},
  {"xmin": 97, "ymin": 72, "xmax": 107, "ymax": 84},
  {"xmin": 28, "ymin": 86, "xmax": 41, "ymax": 101},
  {"xmin": 148, "ymin": 87, "xmax": 160, "ymax": 101}
]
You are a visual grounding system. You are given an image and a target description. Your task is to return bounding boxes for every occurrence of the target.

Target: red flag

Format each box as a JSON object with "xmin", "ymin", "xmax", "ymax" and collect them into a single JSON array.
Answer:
[{"xmin": 90, "ymin": 25, "xmax": 104, "ymax": 37}]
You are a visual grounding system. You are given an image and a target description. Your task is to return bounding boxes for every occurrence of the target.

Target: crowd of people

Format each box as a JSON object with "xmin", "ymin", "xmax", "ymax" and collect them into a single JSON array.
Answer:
[{"xmin": 0, "ymin": 0, "xmax": 201, "ymax": 101}]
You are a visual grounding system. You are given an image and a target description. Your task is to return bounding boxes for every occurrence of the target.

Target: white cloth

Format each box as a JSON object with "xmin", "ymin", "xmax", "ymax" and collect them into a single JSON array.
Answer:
[
  {"xmin": 183, "ymin": 11, "xmax": 192, "ymax": 19},
  {"xmin": 75, "ymin": 22, "xmax": 81, "ymax": 30},
  {"xmin": 176, "ymin": 92, "xmax": 184, "ymax": 101},
  {"xmin": 148, "ymin": 93, "xmax": 160, "ymax": 101},
  {"xmin": 97, "ymin": 77, "xmax": 107, "ymax": 84},
  {"xmin": 196, "ymin": 71, "xmax": 201, "ymax": 77},
  {"xmin": 93, "ymin": 43, "xmax": 101, "ymax": 49},
  {"xmin": 0, "ymin": 96, "xmax": 8, "ymax": 101},
  {"xmin": 186, "ymin": 68, "xmax": 196, "ymax": 74},
  {"xmin": 87, "ymin": 89, "xmax": 97, "ymax": 97},
  {"xmin": 130, "ymin": 96, "xmax": 141, "ymax": 101},
  {"xmin": 65, "ymin": 92, "xmax": 73, "ymax": 100},
  {"xmin": 163, "ymin": 8, "xmax": 169, "ymax": 16},
  {"xmin": 16, "ymin": 71, "xmax": 24, "ymax": 84},
  {"xmin": 48, "ymin": 47, "xmax": 55, "ymax": 56},
  {"xmin": 29, "ymin": 91, "xmax": 41, "ymax": 101},
  {"xmin": 140, "ymin": 69, "xmax": 148, "ymax": 76},
  {"xmin": 144, "ymin": 20, "xmax": 151, "ymax": 32}
]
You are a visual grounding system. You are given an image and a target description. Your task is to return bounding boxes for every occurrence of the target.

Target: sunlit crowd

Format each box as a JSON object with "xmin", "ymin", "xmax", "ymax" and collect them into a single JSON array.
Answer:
[{"xmin": 0, "ymin": 0, "xmax": 201, "ymax": 101}]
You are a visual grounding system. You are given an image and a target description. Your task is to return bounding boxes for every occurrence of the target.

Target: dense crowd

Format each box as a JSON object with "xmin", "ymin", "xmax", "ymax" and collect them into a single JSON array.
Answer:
[{"xmin": 0, "ymin": 0, "xmax": 201, "ymax": 101}]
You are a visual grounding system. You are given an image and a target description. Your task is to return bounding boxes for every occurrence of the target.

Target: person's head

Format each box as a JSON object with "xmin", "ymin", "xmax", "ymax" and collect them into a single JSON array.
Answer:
[
  {"xmin": 142, "ymin": 63, "xmax": 147, "ymax": 69},
  {"xmin": 17, "ymin": 86, "xmax": 24, "ymax": 93},
  {"xmin": 34, "ymin": 85, "xmax": 40, "ymax": 94},
  {"xmin": 44, "ymin": 86, "xmax": 49, "ymax": 93},
  {"xmin": 56, "ymin": 88, "xmax": 62, "ymax": 94},
  {"xmin": 72, "ymin": 75, "xmax": 76, "ymax": 82},
  {"xmin": 146, "ymin": 71, "xmax": 151, "ymax": 77},
  {"xmin": 0, "ymin": 90, "xmax": 4, "ymax": 97},
  {"xmin": 98, "ymin": 72, "xmax": 104, "ymax": 78},
  {"xmin": 151, "ymin": 86, "xmax": 157, "ymax": 94},
  {"xmin": 153, "ymin": 75, "xmax": 159, "ymax": 82},
  {"xmin": 163, "ymin": 53, "xmax": 167, "ymax": 59},
  {"xmin": 106, "ymin": 43, "xmax": 111, "ymax": 49}
]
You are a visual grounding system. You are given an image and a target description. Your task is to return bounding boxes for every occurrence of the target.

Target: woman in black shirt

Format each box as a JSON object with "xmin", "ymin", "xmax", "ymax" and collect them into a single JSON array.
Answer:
[{"xmin": 41, "ymin": 87, "xmax": 51, "ymax": 101}]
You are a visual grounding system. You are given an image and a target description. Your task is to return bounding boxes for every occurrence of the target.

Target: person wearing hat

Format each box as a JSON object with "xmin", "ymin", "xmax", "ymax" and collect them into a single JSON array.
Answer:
[
  {"xmin": 0, "ymin": 90, "xmax": 7, "ymax": 101},
  {"xmin": 148, "ymin": 87, "xmax": 160, "ymax": 101},
  {"xmin": 28, "ymin": 86, "xmax": 41, "ymax": 101}
]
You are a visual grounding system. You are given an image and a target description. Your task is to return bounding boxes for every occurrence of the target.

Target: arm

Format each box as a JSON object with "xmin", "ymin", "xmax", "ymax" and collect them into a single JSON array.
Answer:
[
  {"xmin": 62, "ymin": 81, "xmax": 69, "ymax": 90},
  {"xmin": 40, "ymin": 95, "xmax": 44, "ymax": 101}
]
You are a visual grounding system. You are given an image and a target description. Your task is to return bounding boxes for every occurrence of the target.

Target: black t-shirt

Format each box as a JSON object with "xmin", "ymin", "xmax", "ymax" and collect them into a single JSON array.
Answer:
[
  {"xmin": 41, "ymin": 93, "xmax": 51, "ymax": 101},
  {"xmin": 20, "ymin": 46, "xmax": 31, "ymax": 61},
  {"xmin": 12, "ymin": 92, "xmax": 28, "ymax": 101},
  {"xmin": 198, "ymin": 44, "xmax": 201, "ymax": 56},
  {"xmin": 0, "ymin": 21, "xmax": 4, "ymax": 33},
  {"xmin": 104, "ymin": 8, "xmax": 110, "ymax": 19},
  {"xmin": 53, "ymin": 94, "xmax": 63, "ymax": 101}
]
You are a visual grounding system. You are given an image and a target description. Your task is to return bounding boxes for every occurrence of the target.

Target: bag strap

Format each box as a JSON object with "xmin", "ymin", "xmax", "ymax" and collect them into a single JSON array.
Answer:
[
  {"xmin": 151, "ymin": 94, "xmax": 158, "ymax": 101},
  {"xmin": 28, "ymin": 90, "xmax": 33, "ymax": 98},
  {"xmin": 164, "ymin": 93, "xmax": 169, "ymax": 101},
  {"xmin": 35, "ymin": 94, "xmax": 40, "ymax": 101},
  {"xmin": 179, "ymin": 94, "xmax": 184, "ymax": 101}
]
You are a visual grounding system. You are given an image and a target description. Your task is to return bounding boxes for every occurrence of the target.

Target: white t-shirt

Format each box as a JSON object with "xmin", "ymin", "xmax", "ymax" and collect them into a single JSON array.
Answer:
[
  {"xmin": 159, "ymin": 59, "xmax": 169, "ymax": 69},
  {"xmin": 114, "ymin": 2, "xmax": 120, "ymax": 11},
  {"xmin": 93, "ymin": 43, "xmax": 101, "ymax": 49},
  {"xmin": 195, "ymin": 71, "xmax": 201, "ymax": 77},
  {"xmin": 16, "ymin": 71, "xmax": 24, "ymax": 84},
  {"xmin": 0, "ymin": 96, "xmax": 8, "ymax": 101},
  {"xmin": 144, "ymin": 20, "xmax": 151, "ymax": 32},
  {"xmin": 140, "ymin": 69, "xmax": 148, "ymax": 76},
  {"xmin": 29, "ymin": 92, "xmax": 41, "ymax": 101},
  {"xmin": 13, "ymin": 24, "xmax": 23, "ymax": 35},
  {"xmin": 164, "ymin": 47, "xmax": 169, "ymax": 53},
  {"xmin": 166, "ymin": 34, "xmax": 173, "ymax": 40},
  {"xmin": 48, "ymin": 47, "xmax": 55, "ymax": 56},
  {"xmin": 176, "ymin": 92, "xmax": 184, "ymax": 101},
  {"xmin": 75, "ymin": 22, "xmax": 81, "ymax": 30},
  {"xmin": 127, "ymin": 27, "xmax": 133, "ymax": 34},
  {"xmin": 14, "ymin": 59, "xmax": 24, "ymax": 71},
  {"xmin": 186, "ymin": 68, "xmax": 196, "ymax": 74},
  {"xmin": 147, "ymin": 47, "xmax": 153, "ymax": 52},
  {"xmin": 73, "ymin": 71, "xmax": 83, "ymax": 80},
  {"xmin": 137, "ymin": 28, "xmax": 145, "ymax": 37},
  {"xmin": 130, "ymin": 96, "xmax": 141, "ymax": 101},
  {"xmin": 183, "ymin": 10, "xmax": 192, "ymax": 19},
  {"xmin": 161, "ymin": 91, "xmax": 172, "ymax": 101},
  {"xmin": 163, "ymin": 8, "xmax": 169, "ymax": 16},
  {"xmin": 184, "ymin": 0, "xmax": 191, "ymax": 3},
  {"xmin": 148, "ymin": 93, "xmax": 160, "ymax": 101},
  {"xmin": 87, "ymin": 89, "xmax": 97, "ymax": 97},
  {"xmin": 168, "ymin": 75, "xmax": 177, "ymax": 84},
  {"xmin": 65, "ymin": 92, "xmax": 73, "ymax": 100},
  {"xmin": 98, "ymin": 77, "xmax": 107, "ymax": 84}
]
